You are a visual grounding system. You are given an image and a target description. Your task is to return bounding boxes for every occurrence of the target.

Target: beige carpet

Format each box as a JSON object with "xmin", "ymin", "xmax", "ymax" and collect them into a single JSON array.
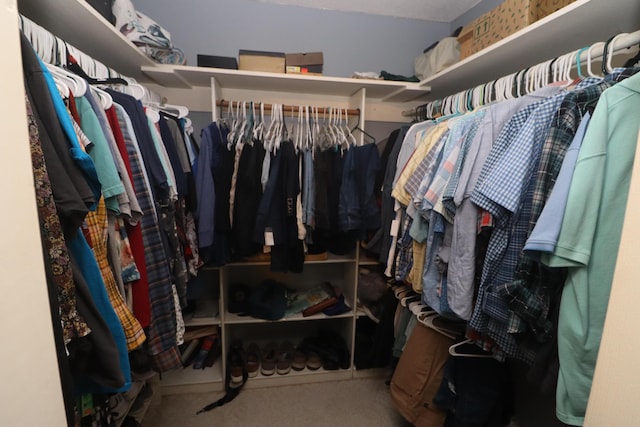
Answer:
[{"xmin": 142, "ymin": 377, "xmax": 411, "ymax": 427}]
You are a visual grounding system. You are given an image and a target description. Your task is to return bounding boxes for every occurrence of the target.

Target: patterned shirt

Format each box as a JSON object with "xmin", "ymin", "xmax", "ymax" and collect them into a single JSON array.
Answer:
[
  {"xmin": 85, "ymin": 198, "xmax": 146, "ymax": 351},
  {"xmin": 114, "ymin": 104, "xmax": 182, "ymax": 371},
  {"xmin": 394, "ymin": 122, "xmax": 448, "ymax": 207},
  {"xmin": 442, "ymin": 111, "xmax": 486, "ymax": 220},
  {"xmin": 421, "ymin": 114, "xmax": 479, "ymax": 221},
  {"xmin": 500, "ymin": 69, "xmax": 640, "ymax": 341},
  {"xmin": 469, "ymin": 77, "xmax": 602, "ymax": 360}
]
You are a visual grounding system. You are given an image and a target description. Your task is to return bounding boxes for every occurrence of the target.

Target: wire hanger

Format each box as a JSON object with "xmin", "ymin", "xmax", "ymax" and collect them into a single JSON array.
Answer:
[{"xmin": 350, "ymin": 109, "xmax": 376, "ymax": 145}]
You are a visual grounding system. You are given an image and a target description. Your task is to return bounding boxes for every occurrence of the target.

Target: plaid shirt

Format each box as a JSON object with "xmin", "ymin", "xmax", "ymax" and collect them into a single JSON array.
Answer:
[
  {"xmin": 442, "ymin": 112, "xmax": 485, "ymax": 220},
  {"xmin": 115, "ymin": 104, "xmax": 182, "ymax": 371},
  {"xmin": 421, "ymin": 114, "xmax": 479, "ymax": 221},
  {"xmin": 395, "ymin": 122, "xmax": 449, "ymax": 207},
  {"xmin": 500, "ymin": 69, "xmax": 640, "ymax": 341},
  {"xmin": 469, "ymin": 100, "xmax": 543, "ymax": 327},
  {"xmin": 394, "ymin": 211, "xmax": 414, "ymax": 282},
  {"xmin": 470, "ymin": 93, "xmax": 569, "ymax": 361},
  {"xmin": 403, "ymin": 129, "xmax": 446, "ymax": 211},
  {"xmin": 85, "ymin": 198, "xmax": 147, "ymax": 351},
  {"xmin": 469, "ymin": 78, "xmax": 604, "ymax": 361}
]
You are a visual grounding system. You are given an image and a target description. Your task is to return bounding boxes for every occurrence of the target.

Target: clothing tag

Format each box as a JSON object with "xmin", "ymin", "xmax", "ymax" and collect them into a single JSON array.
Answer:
[
  {"xmin": 263, "ymin": 245, "xmax": 271, "ymax": 254},
  {"xmin": 390, "ymin": 219, "xmax": 400, "ymax": 237},
  {"xmin": 264, "ymin": 228, "xmax": 274, "ymax": 246}
]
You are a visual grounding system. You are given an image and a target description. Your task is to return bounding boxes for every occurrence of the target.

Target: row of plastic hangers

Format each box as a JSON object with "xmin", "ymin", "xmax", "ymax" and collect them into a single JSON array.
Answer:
[
  {"xmin": 417, "ymin": 30, "xmax": 640, "ymax": 120},
  {"xmin": 221, "ymin": 100, "xmax": 372, "ymax": 153},
  {"xmin": 20, "ymin": 14, "xmax": 193, "ymax": 130},
  {"xmin": 391, "ymin": 283, "xmax": 495, "ymax": 359}
]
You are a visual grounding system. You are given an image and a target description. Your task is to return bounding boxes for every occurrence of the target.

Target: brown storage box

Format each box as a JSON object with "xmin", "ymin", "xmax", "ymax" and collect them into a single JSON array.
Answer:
[
  {"xmin": 458, "ymin": 0, "xmax": 575, "ymax": 59},
  {"xmin": 285, "ymin": 52, "xmax": 324, "ymax": 75},
  {"xmin": 238, "ymin": 50, "xmax": 285, "ymax": 73}
]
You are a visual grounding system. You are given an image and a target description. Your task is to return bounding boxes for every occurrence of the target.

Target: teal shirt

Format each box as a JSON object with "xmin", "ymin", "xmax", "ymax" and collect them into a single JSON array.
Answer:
[
  {"xmin": 76, "ymin": 95, "xmax": 125, "ymax": 212},
  {"xmin": 543, "ymin": 72, "xmax": 640, "ymax": 425}
]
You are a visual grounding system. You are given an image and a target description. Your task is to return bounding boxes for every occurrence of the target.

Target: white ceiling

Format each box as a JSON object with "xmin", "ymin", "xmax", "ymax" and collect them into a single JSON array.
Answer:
[{"xmin": 256, "ymin": 0, "xmax": 482, "ymax": 22}]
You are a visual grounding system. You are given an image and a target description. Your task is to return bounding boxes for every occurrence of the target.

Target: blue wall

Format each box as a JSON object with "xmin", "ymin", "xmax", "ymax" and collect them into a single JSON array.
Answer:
[{"xmin": 133, "ymin": 0, "xmax": 451, "ymax": 77}]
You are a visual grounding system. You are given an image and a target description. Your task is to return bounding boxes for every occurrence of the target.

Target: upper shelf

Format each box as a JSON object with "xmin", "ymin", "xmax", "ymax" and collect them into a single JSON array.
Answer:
[
  {"xmin": 141, "ymin": 65, "xmax": 430, "ymax": 102},
  {"xmin": 18, "ymin": 0, "xmax": 156, "ymax": 81},
  {"xmin": 420, "ymin": 0, "xmax": 640, "ymax": 101},
  {"xmin": 16, "ymin": 0, "xmax": 430, "ymax": 102},
  {"xmin": 18, "ymin": 0, "xmax": 640, "ymax": 105}
]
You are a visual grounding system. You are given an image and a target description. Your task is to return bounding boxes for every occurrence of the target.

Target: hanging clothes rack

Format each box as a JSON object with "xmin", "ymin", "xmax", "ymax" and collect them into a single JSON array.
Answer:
[
  {"xmin": 19, "ymin": 14, "xmax": 163, "ymax": 104},
  {"xmin": 216, "ymin": 100, "xmax": 360, "ymax": 117},
  {"xmin": 403, "ymin": 29, "xmax": 640, "ymax": 119}
]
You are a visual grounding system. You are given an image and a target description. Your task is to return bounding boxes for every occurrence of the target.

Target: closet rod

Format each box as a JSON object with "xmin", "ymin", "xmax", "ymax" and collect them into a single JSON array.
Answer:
[
  {"xmin": 216, "ymin": 100, "xmax": 360, "ymax": 117},
  {"xmin": 403, "ymin": 28, "xmax": 640, "ymax": 117}
]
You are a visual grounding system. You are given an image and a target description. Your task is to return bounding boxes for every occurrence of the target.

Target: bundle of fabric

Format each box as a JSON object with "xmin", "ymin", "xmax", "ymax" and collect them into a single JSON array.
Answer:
[{"xmin": 112, "ymin": 0, "xmax": 186, "ymax": 65}]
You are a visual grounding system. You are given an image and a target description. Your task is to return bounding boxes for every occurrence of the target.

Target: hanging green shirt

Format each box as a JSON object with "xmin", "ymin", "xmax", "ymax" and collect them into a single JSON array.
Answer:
[{"xmin": 543, "ymin": 71, "xmax": 640, "ymax": 426}]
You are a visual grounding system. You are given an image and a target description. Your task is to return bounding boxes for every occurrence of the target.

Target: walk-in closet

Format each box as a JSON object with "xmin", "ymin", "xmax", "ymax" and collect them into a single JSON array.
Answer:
[{"xmin": 3, "ymin": 0, "xmax": 640, "ymax": 426}]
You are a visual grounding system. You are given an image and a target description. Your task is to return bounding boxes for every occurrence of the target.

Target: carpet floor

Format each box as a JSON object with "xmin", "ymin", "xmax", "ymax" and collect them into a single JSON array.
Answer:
[{"xmin": 142, "ymin": 377, "xmax": 411, "ymax": 427}]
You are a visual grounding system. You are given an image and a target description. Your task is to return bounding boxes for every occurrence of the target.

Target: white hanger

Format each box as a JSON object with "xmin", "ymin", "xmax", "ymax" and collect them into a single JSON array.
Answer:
[
  {"xmin": 45, "ymin": 65, "xmax": 74, "ymax": 97},
  {"xmin": 46, "ymin": 63, "xmax": 88, "ymax": 97},
  {"xmin": 472, "ymin": 84, "xmax": 482, "ymax": 109},
  {"xmin": 263, "ymin": 103, "xmax": 276, "ymax": 151},
  {"xmin": 145, "ymin": 100, "xmax": 189, "ymax": 118},
  {"xmin": 292, "ymin": 105, "xmax": 303, "ymax": 152},
  {"xmin": 417, "ymin": 311, "xmax": 458, "ymax": 340},
  {"xmin": 605, "ymin": 33, "xmax": 629, "ymax": 74},
  {"xmin": 587, "ymin": 41, "xmax": 606, "ymax": 78},
  {"xmin": 227, "ymin": 101, "xmax": 239, "ymax": 147},
  {"xmin": 484, "ymin": 81, "xmax": 494, "ymax": 105},
  {"xmin": 237, "ymin": 101, "xmax": 248, "ymax": 144},
  {"xmin": 184, "ymin": 117, "xmax": 194, "ymax": 134},
  {"xmin": 265, "ymin": 103, "xmax": 282, "ymax": 152},
  {"xmin": 312, "ymin": 106, "xmax": 321, "ymax": 153},
  {"xmin": 331, "ymin": 107, "xmax": 343, "ymax": 147},
  {"xmin": 304, "ymin": 106, "xmax": 311, "ymax": 151},
  {"xmin": 276, "ymin": 104, "xmax": 285, "ymax": 151},
  {"xmin": 253, "ymin": 102, "xmax": 266, "ymax": 141},
  {"xmin": 145, "ymin": 105, "xmax": 161, "ymax": 123},
  {"xmin": 507, "ymin": 72, "xmax": 516, "ymax": 99},
  {"xmin": 325, "ymin": 107, "xmax": 335, "ymax": 146},
  {"xmin": 343, "ymin": 108, "xmax": 357, "ymax": 146},
  {"xmin": 90, "ymin": 86, "xmax": 113, "ymax": 110},
  {"xmin": 494, "ymin": 77, "xmax": 505, "ymax": 103},
  {"xmin": 126, "ymin": 82, "xmax": 146, "ymax": 101},
  {"xmin": 449, "ymin": 339, "xmax": 495, "ymax": 359}
]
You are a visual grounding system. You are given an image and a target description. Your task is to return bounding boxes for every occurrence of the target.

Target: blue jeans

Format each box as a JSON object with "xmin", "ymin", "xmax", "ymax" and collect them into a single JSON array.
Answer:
[{"xmin": 338, "ymin": 143, "xmax": 381, "ymax": 237}]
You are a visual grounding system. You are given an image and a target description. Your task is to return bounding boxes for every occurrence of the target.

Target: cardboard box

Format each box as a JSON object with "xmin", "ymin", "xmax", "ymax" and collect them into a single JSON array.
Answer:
[
  {"xmin": 197, "ymin": 54, "xmax": 238, "ymax": 69},
  {"xmin": 458, "ymin": 0, "xmax": 575, "ymax": 59},
  {"xmin": 285, "ymin": 52, "xmax": 324, "ymax": 75},
  {"xmin": 238, "ymin": 50, "xmax": 285, "ymax": 73}
]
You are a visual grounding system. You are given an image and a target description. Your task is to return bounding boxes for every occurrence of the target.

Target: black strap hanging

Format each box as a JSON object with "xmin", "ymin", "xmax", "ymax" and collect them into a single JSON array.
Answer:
[{"xmin": 196, "ymin": 344, "xmax": 248, "ymax": 414}]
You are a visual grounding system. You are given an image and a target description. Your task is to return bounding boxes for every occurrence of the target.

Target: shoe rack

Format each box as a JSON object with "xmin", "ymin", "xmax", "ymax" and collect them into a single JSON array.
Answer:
[{"xmin": 160, "ymin": 244, "xmax": 383, "ymax": 394}]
